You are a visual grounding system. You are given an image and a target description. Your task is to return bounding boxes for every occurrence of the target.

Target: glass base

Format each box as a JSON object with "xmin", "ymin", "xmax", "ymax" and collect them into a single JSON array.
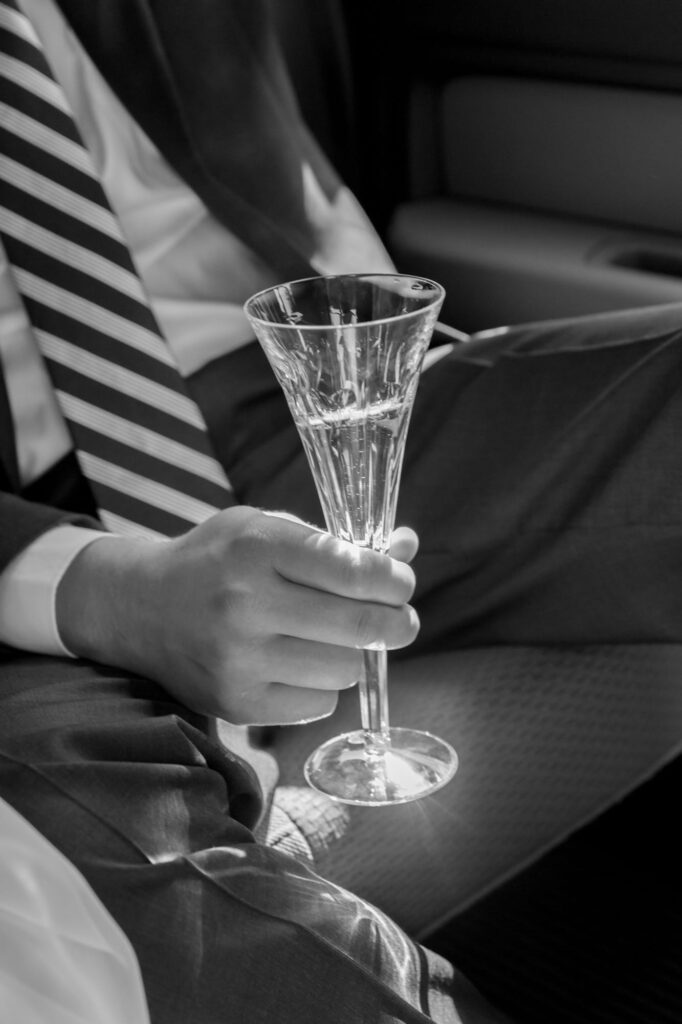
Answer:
[{"xmin": 303, "ymin": 726, "xmax": 458, "ymax": 806}]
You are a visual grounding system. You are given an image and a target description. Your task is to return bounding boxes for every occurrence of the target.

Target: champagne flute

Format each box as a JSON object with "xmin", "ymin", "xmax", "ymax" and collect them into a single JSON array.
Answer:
[{"xmin": 244, "ymin": 274, "xmax": 458, "ymax": 805}]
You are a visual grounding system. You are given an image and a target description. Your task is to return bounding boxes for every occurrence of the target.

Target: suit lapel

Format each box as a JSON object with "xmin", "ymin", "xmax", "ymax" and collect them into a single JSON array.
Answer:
[{"xmin": 55, "ymin": 0, "xmax": 338, "ymax": 281}]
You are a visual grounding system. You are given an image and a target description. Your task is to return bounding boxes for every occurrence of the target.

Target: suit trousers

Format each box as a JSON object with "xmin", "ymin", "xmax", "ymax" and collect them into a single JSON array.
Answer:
[{"xmin": 2, "ymin": 301, "xmax": 682, "ymax": 1022}]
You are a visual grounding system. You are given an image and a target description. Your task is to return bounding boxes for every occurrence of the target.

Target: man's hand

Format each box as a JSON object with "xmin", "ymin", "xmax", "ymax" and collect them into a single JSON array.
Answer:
[{"xmin": 56, "ymin": 506, "xmax": 419, "ymax": 725}]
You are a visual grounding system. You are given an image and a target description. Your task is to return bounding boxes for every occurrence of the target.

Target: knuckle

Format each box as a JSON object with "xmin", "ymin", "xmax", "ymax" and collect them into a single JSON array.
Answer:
[
  {"xmin": 228, "ymin": 518, "xmax": 272, "ymax": 576},
  {"xmin": 335, "ymin": 544, "xmax": 367, "ymax": 595},
  {"xmin": 340, "ymin": 547, "xmax": 415, "ymax": 605},
  {"xmin": 340, "ymin": 545, "xmax": 383, "ymax": 598}
]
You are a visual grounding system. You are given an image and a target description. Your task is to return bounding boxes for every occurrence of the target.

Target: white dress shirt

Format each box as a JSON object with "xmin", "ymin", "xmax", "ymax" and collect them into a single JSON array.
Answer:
[{"xmin": 0, "ymin": 0, "xmax": 394, "ymax": 654}]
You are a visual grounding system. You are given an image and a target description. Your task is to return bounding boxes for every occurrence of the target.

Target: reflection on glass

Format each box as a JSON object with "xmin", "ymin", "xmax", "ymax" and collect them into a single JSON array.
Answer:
[{"xmin": 245, "ymin": 274, "xmax": 458, "ymax": 805}]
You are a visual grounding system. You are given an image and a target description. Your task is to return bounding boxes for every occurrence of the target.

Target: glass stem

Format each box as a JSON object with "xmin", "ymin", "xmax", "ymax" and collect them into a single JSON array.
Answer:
[{"xmin": 359, "ymin": 649, "xmax": 390, "ymax": 742}]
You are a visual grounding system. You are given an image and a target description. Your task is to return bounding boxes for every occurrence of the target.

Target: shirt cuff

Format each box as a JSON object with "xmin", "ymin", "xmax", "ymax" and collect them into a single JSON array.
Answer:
[{"xmin": 0, "ymin": 525, "xmax": 110, "ymax": 657}]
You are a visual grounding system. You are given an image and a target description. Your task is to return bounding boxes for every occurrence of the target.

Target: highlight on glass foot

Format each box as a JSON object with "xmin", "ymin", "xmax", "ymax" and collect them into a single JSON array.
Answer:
[
  {"xmin": 245, "ymin": 273, "xmax": 458, "ymax": 806},
  {"xmin": 305, "ymin": 725, "xmax": 458, "ymax": 807}
]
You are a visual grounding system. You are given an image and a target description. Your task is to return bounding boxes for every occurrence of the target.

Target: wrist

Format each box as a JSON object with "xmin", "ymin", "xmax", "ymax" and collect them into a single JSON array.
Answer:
[{"xmin": 55, "ymin": 534, "xmax": 168, "ymax": 673}]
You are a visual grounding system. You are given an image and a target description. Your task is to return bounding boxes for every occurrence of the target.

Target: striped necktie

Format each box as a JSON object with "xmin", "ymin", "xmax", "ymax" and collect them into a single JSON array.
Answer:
[{"xmin": 0, "ymin": 0, "xmax": 234, "ymax": 537}]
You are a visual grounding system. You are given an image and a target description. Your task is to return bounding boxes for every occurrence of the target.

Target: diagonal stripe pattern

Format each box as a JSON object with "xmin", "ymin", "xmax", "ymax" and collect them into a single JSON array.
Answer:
[{"xmin": 0, "ymin": 0, "xmax": 234, "ymax": 536}]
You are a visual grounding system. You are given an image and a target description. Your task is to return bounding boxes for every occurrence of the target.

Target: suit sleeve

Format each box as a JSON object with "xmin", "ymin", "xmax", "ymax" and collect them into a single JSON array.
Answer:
[{"xmin": 0, "ymin": 491, "xmax": 100, "ymax": 575}]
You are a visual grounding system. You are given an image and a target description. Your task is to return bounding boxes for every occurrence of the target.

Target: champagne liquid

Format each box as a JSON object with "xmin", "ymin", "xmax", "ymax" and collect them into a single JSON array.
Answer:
[{"xmin": 293, "ymin": 400, "xmax": 410, "ymax": 551}]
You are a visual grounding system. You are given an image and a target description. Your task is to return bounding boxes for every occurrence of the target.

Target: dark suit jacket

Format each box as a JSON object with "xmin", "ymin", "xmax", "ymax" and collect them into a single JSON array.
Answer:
[{"xmin": 0, "ymin": 0, "xmax": 343, "ymax": 571}]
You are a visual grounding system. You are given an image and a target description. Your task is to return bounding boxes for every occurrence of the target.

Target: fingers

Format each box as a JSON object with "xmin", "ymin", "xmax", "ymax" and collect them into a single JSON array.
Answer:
[
  {"xmin": 227, "ymin": 682, "xmax": 340, "ymax": 727},
  {"xmin": 158, "ymin": 507, "xmax": 422, "ymax": 726},
  {"xmin": 271, "ymin": 578, "xmax": 420, "ymax": 651},
  {"xmin": 218, "ymin": 633, "xmax": 364, "ymax": 724},
  {"xmin": 267, "ymin": 636, "xmax": 362, "ymax": 687},
  {"xmin": 263, "ymin": 511, "xmax": 420, "ymax": 565},
  {"xmin": 389, "ymin": 526, "xmax": 419, "ymax": 563},
  {"xmin": 225, "ymin": 510, "xmax": 420, "ymax": 650},
  {"xmin": 264, "ymin": 682, "xmax": 338, "ymax": 726},
  {"xmin": 220, "ymin": 637, "xmax": 361, "ymax": 725},
  {"xmin": 269, "ymin": 516, "xmax": 417, "ymax": 605}
]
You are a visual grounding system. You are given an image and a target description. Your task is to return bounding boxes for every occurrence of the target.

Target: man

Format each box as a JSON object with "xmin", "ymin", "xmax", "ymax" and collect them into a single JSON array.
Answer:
[
  {"xmin": 0, "ymin": 1, "xmax": 679, "ymax": 1022},
  {"xmin": 0, "ymin": 2, "xmax": 509, "ymax": 1020}
]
